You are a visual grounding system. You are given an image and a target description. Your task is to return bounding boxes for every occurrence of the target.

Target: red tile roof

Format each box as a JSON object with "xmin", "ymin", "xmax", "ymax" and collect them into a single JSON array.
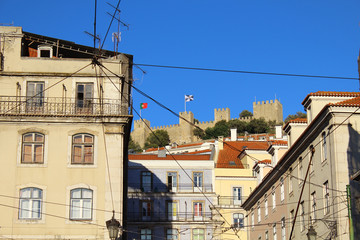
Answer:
[
  {"xmin": 183, "ymin": 149, "xmax": 212, "ymax": 154},
  {"xmin": 128, "ymin": 154, "xmax": 211, "ymax": 161},
  {"xmin": 270, "ymin": 140, "xmax": 288, "ymax": 146},
  {"xmin": 217, "ymin": 141, "xmax": 270, "ymax": 168},
  {"xmin": 330, "ymin": 96, "xmax": 360, "ymax": 107},
  {"xmin": 302, "ymin": 91, "xmax": 360, "ymax": 105},
  {"xmin": 283, "ymin": 118, "xmax": 307, "ymax": 130}
]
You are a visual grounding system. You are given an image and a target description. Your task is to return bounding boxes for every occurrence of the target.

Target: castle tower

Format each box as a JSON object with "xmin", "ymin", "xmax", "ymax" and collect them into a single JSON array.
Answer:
[
  {"xmin": 131, "ymin": 119, "xmax": 151, "ymax": 147},
  {"xmin": 214, "ymin": 108, "xmax": 230, "ymax": 123},
  {"xmin": 178, "ymin": 111, "xmax": 195, "ymax": 144},
  {"xmin": 253, "ymin": 99, "xmax": 283, "ymax": 123}
]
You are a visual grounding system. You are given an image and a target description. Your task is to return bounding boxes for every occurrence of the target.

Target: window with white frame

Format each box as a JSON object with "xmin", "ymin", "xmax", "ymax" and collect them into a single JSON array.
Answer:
[
  {"xmin": 76, "ymin": 83, "xmax": 94, "ymax": 109},
  {"xmin": 167, "ymin": 201, "xmax": 178, "ymax": 220},
  {"xmin": 233, "ymin": 187, "xmax": 242, "ymax": 205},
  {"xmin": 251, "ymin": 211, "xmax": 254, "ymax": 229},
  {"xmin": 280, "ymin": 178, "xmax": 285, "ymax": 202},
  {"xmin": 299, "ymin": 157, "xmax": 303, "ymax": 185},
  {"xmin": 141, "ymin": 229, "xmax": 152, "ymax": 240},
  {"xmin": 290, "ymin": 209, "xmax": 294, "ymax": 227},
  {"xmin": 289, "ymin": 167, "xmax": 293, "ymax": 194},
  {"xmin": 233, "ymin": 213, "xmax": 244, "ymax": 228},
  {"xmin": 19, "ymin": 187, "xmax": 42, "ymax": 219},
  {"xmin": 273, "ymin": 223, "xmax": 277, "ymax": 240},
  {"xmin": 72, "ymin": 133, "xmax": 94, "ymax": 164},
  {"xmin": 281, "ymin": 217, "xmax": 286, "ymax": 240},
  {"xmin": 166, "ymin": 229, "xmax": 178, "ymax": 240},
  {"xmin": 26, "ymin": 81, "xmax": 44, "ymax": 108},
  {"xmin": 70, "ymin": 188, "xmax": 93, "ymax": 220},
  {"xmin": 193, "ymin": 202, "xmax": 203, "ymax": 220},
  {"xmin": 192, "ymin": 229, "xmax": 204, "ymax": 240},
  {"xmin": 167, "ymin": 172, "xmax": 178, "ymax": 192},
  {"xmin": 311, "ymin": 191, "xmax": 316, "ymax": 223},
  {"xmin": 272, "ymin": 187, "xmax": 276, "ymax": 210},
  {"xmin": 265, "ymin": 231, "xmax": 269, "ymax": 240},
  {"xmin": 193, "ymin": 172, "xmax": 203, "ymax": 191},
  {"xmin": 22, "ymin": 133, "xmax": 44, "ymax": 163},
  {"xmin": 324, "ymin": 181, "xmax": 330, "ymax": 214},
  {"xmin": 300, "ymin": 201, "xmax": 305, "ymax": 232},
  {"xmin": 141, "ymin": 171, "xmax": 152, "ymax": 192},
  {"xmin": 264, "ymin": 194, "xmax": 268, "ymax": 216},
  {"xmin": 322, "ymin": 132, "xmax": 327, "ymax": 161},
  {"xmin": 257, "ymin": 202, "xmax": 261, "ymax": 222}
]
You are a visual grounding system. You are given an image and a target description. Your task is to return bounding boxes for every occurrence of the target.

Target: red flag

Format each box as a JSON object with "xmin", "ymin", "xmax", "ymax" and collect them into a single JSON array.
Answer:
[{"xmin": 140, "ymin": 103, "xmax": 148, "ymax": 109}]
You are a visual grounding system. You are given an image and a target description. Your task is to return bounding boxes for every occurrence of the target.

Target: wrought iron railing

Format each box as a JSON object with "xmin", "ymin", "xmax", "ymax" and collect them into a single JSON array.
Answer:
[
  {"xmin": 0, "ymin": 96, "xmax": 128, "ymax": 116},
  {"xmin": 217, "ymin": 196, "xmax": 248, "ymax": 206},
  {"xmin": 128, "ymin": 183, "xmax": 213, "ymax": 193},
  {"xmin": 127, "ymin": 212, "xmax": 214, "ymax": 222}
]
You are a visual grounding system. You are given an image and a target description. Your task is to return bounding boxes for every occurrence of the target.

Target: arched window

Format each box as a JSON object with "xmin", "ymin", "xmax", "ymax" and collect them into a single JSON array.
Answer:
[
  {"xmin": 70, "ymin": 188, "xmax": 93, "ymax": 220},
  {"xmin": 19, "ymin": 187, "xmax": 42, "ymax": 219},
  {"xmin": 22, "ymin": 133, "xmax": 44, "ymax": 163},
  {"xmin": 72, "ymin": 134, "xmax": 94, "ymax": 164}
]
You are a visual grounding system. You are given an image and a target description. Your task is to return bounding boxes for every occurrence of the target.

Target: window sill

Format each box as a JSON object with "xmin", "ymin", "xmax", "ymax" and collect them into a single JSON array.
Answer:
[{"xmin": 17, "ymin": 218, "xmax": 45, "ymax": 224}]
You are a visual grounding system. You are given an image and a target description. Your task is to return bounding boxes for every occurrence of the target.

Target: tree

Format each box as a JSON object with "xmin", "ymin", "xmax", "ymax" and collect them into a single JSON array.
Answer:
[
  {"xmin": 246, "ymin": 118, "xmax": 270, "ymax": 134},
  {"xmin": 203, "ymin": 120, "xmax": 229, "ymax": 139},
  {"xmin": 193, "ymin": 127, "xmax": 206, "ymax": 139},
  {"xmin": 284, "ymin": 111, "xmax": 307, "ymax": 123},
  {"xmin": 144, "ymin": 129, "xmax": 170, "ymax": 149},
  {"xmin": 228, "ymin": 119, "xmax": 247, "ymax": 134},
  {"xmin": 239, "ymin": 110, "xmax": 253, "ymax": 118},
  {"xmin": 128, "ymin": 136, "xmax": 142, "ymax": 152}
]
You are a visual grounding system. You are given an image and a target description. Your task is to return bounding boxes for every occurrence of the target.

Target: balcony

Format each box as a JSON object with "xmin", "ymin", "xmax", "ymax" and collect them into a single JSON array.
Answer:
[
  {"xmin": 216, "ymin": 196, "xmax": 247, "ymax": 207},
  {"xmin": 128, "ymin": 183, "xmax": 214, "ymax": 194},
  {"xmin": 127, "ymin": 212, "xmax": 214, "ymax": 223},
  {"xmin": 0, "ymin": 96, "xmax": 129, "ymax": 117}
]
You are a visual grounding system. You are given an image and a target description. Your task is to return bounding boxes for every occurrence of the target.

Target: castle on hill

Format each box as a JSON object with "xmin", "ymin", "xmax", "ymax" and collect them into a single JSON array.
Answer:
[{"xmin": 131, "ymin": 99, "xmax": 283, "ymax": 147}]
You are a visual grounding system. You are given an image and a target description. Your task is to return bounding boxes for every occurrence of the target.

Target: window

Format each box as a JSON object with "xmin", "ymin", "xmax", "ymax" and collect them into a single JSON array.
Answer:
[
  {"xmin": 141, "ymin": 171, "xmax": 152, "ymax": 192},
  {"xmin": 37, "ymin": 45, "xmax": 53, "ymax": 58},
  {"xmin": 26, "ymin": 82, "xmax": 44, "ymax": 108},
  {"xmin": 272, "ymin": 187, "xmax": 276, "ymax": 210},
  {"xmin": 192, "ymin": 229, "xmax": 204, "ymax": 240},
  {"xmin": 141, "ymin": 229, "xmax": 152, "ymax": 240},
  {"xmin": 290, "ymin": 209, "xmax": 294, "ymax": 227},
  {"xmin": 233, "ymin": 213, "xmax": 244, "ymax": 228},
  {"xmin": 273, "ymin": 223, "xmax": 277, "ymax": 240},
  {"xmin": 167, "ymin": 201, "xmax": 178, "ymax": 220},
  {"xmin": 70, "ymin": 188, "xmax": 93, "ymax": 220},
  {"xmin": 141, "ymin": 201, "xmax": 152, "ymax": 221},
  {"xmin": 72, "ymin": 134, "xmax": 94, "ymax": 164},
  {"xmin": 257, "ymin": 202, "xmax": 261, "ymax": 222},
  {"xmin": 265, "ymin": 231, "xmax": 269, "ymax": 240},
  {"xmin": 281, "ymin": 218, "xmax": 286, "ymax": 240},
  {"xmin": 166, "ymin": 229, "xmax": 178, "ymax": 240},
  {"xmin": 289, "ymin": 167, "xmax": 293, "ymax": 194},
  {"xmin": 322, "ymin": 132, "xmax": 327, "ymax": 161},
  {"xmin": 167, "ymin": 172, "xmax": 178, "ymax": 192},
  {"xmin": 193, "ymin": 202, "xmax": 203, "ymax": 220},
  {"xmin": 22, "ymin": 133, "xmax": 44, "ymax": 163},
  {"xmin": 19, "ymin": 187, "xmax": 42, "ymax": 219},
  {"xmin": 300, "ymin": 201, "xmax": 305, "ymax": 232},
  {"xmin": 264, "ymin": 196, "xmax": 268, "ymax": 216},
  {"xmin": 299, "ymin": 157, "xmax": 303, "ymax": 185},
  {"xmin": 324, "ymin": 181, "xmax": 330, "ymax": 214},
  {"xmin": 280, "ymin": 178, "xmax": 285, "ymax": 201},
  {"xmin": 311, "ymin": 191, "xmax": 316, "ymax": 223},
  {"xmin": 233, "ymin": 187, "xmax": 242, "ymax": 205},
  {"xmin": 76, "ymin": 83, "xmax": 94, "ymax": 109},
  {"xmin": 193, "ymin": 172, "xmax": 203, "ymax": 191}
]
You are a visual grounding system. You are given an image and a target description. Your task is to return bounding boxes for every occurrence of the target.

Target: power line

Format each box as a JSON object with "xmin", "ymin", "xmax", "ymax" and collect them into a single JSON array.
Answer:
[{"xmin": 134, "ymin": 63, "xmax": 360, "ymax": 81}]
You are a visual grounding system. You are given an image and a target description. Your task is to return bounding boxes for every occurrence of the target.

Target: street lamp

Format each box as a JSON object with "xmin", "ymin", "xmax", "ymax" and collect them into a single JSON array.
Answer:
[
  {"xmin": 106, "ymin": 211, "xmax": 121, "ymax": 240},
  {"xmin": 307, "ymin": 225, "xmax": 317, "ymax": 240}
]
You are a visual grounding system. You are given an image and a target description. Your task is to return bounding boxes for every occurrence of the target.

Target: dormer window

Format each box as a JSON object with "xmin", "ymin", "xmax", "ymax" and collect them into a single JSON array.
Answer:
[{"xmin": 37, "ymin": 45, "xmax": 53, "ymax": 58}]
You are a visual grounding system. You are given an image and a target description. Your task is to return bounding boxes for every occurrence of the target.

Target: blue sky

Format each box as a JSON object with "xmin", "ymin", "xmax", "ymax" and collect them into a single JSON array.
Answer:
[{"xmin": 1, "ymin": 0, "xmax": 360, "ymax": 127}]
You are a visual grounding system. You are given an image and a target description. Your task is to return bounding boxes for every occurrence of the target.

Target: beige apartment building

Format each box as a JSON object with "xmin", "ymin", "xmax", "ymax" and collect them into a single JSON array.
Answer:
[
  {"xmin": 0, "ymin": 26, "xmax": 133, "ymax": 240},
  {"xmin": 242, "ymin": 91, "xmax": 360, "ymax": 240}
]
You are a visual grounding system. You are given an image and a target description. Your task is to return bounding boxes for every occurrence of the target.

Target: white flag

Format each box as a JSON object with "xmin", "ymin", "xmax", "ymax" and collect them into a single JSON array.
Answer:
[{"xmin": 185, "ymin": 95, "xmax": 194, "ymax": 102}]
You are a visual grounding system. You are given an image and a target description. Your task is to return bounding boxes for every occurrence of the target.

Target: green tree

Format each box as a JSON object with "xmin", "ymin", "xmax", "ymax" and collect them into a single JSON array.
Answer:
[
  {"xmin": 144, "ymin": 129, "xmax": 170, "ymax": 149},
  {"xmin": 128, "ymin": 136, "xmax": 142, "ymax": 152},
  {"xmin": 228, "ymin": 119, "xmax": 247, "ymax": 134},
  {"xmin": 284, "ymin": 111, "xmax": 307, "ymax": 123},
  {"xmin": 246, "ymin": 118, "xmax": 270, "ymax": 134},
  {"xmin": 203, "ymin": 120, "xmax": 230, "ymax": 139},
  {"xmin": 239, "ymin": 110, "xmax": 253, "ymax": 118},
  {"xmin": 193, "ymin": 127, "xmax": 206, "ymax": 139}
]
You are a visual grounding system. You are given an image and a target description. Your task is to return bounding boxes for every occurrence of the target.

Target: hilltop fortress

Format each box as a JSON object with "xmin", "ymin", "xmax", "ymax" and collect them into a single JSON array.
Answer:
[{"xmin": 131, "ymin": 99, "xmax": 283, "ymax": 147}]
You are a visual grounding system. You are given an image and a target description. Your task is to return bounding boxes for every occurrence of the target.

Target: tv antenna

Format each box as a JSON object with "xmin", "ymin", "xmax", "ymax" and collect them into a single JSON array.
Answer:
[{"xmin": 107, "ymin": 2, "xmax": 129, "ymax": 56}]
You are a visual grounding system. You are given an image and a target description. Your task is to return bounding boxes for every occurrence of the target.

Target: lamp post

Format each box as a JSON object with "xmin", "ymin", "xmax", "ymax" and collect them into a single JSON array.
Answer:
[
  {"xmin": 106, "ymin": 211, "xmax": 121, "ymax": 240},
  {"xmin": 306, "ymin": 225, "xmax": 317, "ymax": 240}
]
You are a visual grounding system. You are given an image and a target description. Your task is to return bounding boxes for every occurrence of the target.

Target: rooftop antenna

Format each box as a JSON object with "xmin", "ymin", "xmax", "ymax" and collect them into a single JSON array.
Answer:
[{"xmin": 94, "ymin": 0, "xmax": 97, "ymax": 51}]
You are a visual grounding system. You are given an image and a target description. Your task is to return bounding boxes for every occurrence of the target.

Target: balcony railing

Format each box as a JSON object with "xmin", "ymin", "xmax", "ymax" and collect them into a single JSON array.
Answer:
[
  {"xmin": 217, "ymin": 196, "xmax": 247, "ymax": 206},
  {"xmin": 127, "ymin": 212, "xmax": 214, "ymax": 222},
  {"xmin": 128, "ymin": 183, "xmax": 214, "ymax": 193},
  {"xmin": 0, "ymin": 96, "xmax": 128, "ymax": 116}
]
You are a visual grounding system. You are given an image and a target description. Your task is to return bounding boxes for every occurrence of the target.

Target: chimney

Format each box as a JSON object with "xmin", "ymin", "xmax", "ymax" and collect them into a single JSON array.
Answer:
[
  {"xmin": 275, "ymin": 125, "xmax": 282, "ymax": 139},
  {"xmin": 230, "ymin": 128, "xmax": 237, "ymax": 141}
]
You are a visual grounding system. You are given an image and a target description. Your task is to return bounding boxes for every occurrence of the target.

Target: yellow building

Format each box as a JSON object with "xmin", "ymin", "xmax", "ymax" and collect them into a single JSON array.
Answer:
[
  {"xmin": 214, "ymin": 138, "xmax": 272, "ymax": 240},
  {"xmin": 0, "ymin": 26, "xmax": 133, "ymax": 240}
]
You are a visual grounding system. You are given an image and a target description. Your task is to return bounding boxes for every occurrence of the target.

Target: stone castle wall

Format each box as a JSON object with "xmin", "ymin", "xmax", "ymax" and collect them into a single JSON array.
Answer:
[{"xmin": 131, "ymin": 100, "xmax": 283, "ymax": 147}]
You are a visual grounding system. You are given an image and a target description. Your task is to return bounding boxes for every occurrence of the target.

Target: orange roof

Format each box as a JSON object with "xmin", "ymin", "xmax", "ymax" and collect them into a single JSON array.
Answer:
[
  {"xmin": 183, "ymin": 149, "xmax": 212, "ymax": 154},
  {"xmin": 145, "ymin": 147, "xmax": 165, "ymax": 152},
  {"xmin": 330, "ymin": 96, "xmax": 360, "ymax": 107},
  {"xmin": 283, "ymin": 118, "xmax": 307, "ymax": 130},
  {"xmin": 217, "ymin": 141, "xmax": 270, "ymax": 168},
  {"xmin": 129, "ymin": 154, "xmax": 211, "ymax": 161},
  {"xmin": 258, "ymin": 159, "xmax": 271, "ymax": 164},
  {"xmin": 302, "ymin": 91, "xmax": 360, "ymax": 105},
  {"xmin": 270, "ymin": 140, "xmax": 288, "ymax": 146}
]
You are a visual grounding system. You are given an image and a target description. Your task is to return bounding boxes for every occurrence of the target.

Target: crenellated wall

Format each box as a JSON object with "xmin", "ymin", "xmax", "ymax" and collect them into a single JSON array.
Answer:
[{"xmin": 131, "ymin": 100, "xmax": 283, "ymax": 147}]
